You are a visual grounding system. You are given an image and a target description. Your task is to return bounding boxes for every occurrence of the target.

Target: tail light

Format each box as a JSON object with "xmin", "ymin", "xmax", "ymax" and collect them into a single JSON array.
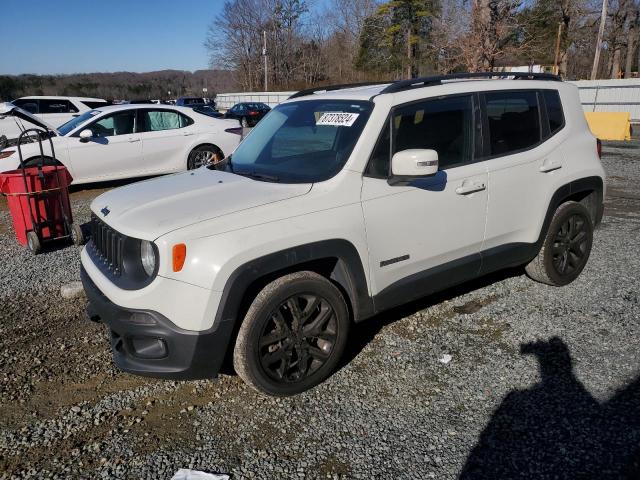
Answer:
[
  {"xmin": 596, "ymin": 138, "xmax": 602, "ymax": 159},
  {"xmin": 225, "ymin": 127, "xmax": 243, "ymax": 135},
  {"xmin": 248, "ymin": 110, "xmax": 259, "ymax": 116}
]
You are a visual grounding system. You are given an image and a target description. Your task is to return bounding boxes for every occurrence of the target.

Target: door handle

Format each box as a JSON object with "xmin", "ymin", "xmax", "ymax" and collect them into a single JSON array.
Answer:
[
  {"xmin": 456, "ymin": 182, "xmax": 486, "ymax": 195},
  {"xmin": 182, "ymin": 131, "xmax": 194, "ymax": 136},
  {"xmin": 539, "ymin": 160, "xmax": 562, "ymax": 173},
  {"xmin": 128, "ymin": 137, "xmax": 141, "ymax": 143}
]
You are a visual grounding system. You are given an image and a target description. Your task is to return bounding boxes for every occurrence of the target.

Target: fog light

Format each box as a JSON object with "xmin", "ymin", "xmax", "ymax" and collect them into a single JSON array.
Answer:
[{"xmin": 130, "ymin": 337, "xmax": 167, "ymax": 359}]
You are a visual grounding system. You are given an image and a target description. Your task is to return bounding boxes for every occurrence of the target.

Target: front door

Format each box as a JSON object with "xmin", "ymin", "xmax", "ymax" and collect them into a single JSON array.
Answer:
[
  {"xmin": 66, "ymin": 110, "xmax": 142, "ymax": 182},
  {"xmin": 361, "ymin": 94, "xmax": 488, "ymax": 309}
]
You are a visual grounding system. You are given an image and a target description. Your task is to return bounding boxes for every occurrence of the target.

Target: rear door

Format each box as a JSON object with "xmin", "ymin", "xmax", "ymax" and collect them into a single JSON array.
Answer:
[
  {"xmin": 137, "ymin": 108, "xmax": 194, "ymax": 174},
  {"xmin": 480, "ymin": 89, "xmax": 566, "ymax": 270},
  {"xmin": 65, "ymin": 109, "xmax": 142, "ymax": 181},
  {"xmin": 361, "ymin": 94, "xmax": 489, "ymax": 307}
]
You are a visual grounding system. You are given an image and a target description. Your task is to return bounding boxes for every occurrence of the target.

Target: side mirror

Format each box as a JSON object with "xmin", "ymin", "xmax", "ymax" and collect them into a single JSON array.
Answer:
[
  {"xmin": 79, "ymin": 129, "xmax": 93, "ymax": 142},
  {"xmin": 390, "ymin": 149, "xmax": 439, "ymax": 183}
]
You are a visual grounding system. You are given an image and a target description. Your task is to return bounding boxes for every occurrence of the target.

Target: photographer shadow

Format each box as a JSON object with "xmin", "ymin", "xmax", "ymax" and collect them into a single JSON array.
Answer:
[{"xmin": 460, "ymin": 337, "xmax": 640, "ymax": 479}]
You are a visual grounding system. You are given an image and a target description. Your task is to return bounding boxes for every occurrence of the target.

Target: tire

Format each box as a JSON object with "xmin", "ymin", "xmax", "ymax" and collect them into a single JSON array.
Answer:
[
  {"xmin": 71, "ymin": 223, "xmax": 85, "ymax": 246},
  {"xmin": 26, "ymin": 231, "xmax": 41, "ymax": 254},
  {"xmin": 525, "ymin": 201, "xmax": 594, "ymax": 286},
  {"xmin": 241, "ymin": 117, "xmax": 249, "ymax": 128},
  {"xmin": 187, "ymin": 145, "xmax": 220, "ymax": 170},
  {"xmin": 233, "ymin": 271, "xmax": 350, "ymax": 396},
  {"xmin": 23, "ymin": 156, "xmax": 61, "ymax": 168}
]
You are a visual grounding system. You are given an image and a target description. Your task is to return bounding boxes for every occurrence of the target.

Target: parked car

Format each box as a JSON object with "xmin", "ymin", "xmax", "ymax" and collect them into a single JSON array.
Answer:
[
  {"xmin": 0, "ymin": 96, "xmax": 109, "ymax": 140},
  {"xmin": 81, "ymin": 73, "xmax": 605, "ymax": 396},
  {"xmin": 0, "ymin": 104, "xmax": 241, "ymax": 184},
  {"xmin": 224, "ymin": 102, "xmax": 271, "ymax": 127},
  {"xmin": 191, "ymin": 105, "xmax": 223, "ymax": 118},
  {"xmin": 176, "ymin": 97, "xmax": 215, "ymax": 108}
]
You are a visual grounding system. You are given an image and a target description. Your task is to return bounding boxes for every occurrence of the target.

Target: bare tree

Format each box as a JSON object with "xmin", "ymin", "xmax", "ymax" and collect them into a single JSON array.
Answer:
[{"xmin": 461, "ymin": 0, "xmax": 522, "ymax": 72}]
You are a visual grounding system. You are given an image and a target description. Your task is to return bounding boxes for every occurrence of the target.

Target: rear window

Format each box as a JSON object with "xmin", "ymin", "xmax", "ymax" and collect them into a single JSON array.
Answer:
[
  {"xmin": 138, "ymin": 109, "xmax": 193, "ymax": 132},
  {"xmin": 484, "ymin": 91, "xmax": 541, "ymax": 156},
  {"xmin": 543, "ymin": 90, "xmax": 564, "ymax": 135}
]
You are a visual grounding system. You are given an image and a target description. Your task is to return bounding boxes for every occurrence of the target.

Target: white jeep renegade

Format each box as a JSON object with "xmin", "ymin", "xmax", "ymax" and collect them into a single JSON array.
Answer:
[{"xmin": 81, "ymin": 73, "xmax": 605, "ymax": 396}]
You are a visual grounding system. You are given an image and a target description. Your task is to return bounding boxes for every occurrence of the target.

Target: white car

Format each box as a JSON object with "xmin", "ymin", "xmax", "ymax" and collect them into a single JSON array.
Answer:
[
  {"xmin": 0, "ymin": 96, "xmax": 108, "ymax": 140},
  {"xmin": 0, "ymin": 104, "xmax": 242, "ymax": 184},
  {"xmin": 81, "ymin": 73, "xmax": 605, "ymax": 396}
]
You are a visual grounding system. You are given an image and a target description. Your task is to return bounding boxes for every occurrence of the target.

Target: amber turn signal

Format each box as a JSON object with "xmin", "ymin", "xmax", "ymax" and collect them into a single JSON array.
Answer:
[{"xmin": 172, "ymin": 243, "xmax": 187, "ymax": 272}]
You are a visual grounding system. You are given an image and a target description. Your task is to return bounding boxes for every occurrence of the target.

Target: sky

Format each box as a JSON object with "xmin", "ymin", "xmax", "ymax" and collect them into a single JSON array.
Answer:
[{"xmin": 0, "ymin": 0, "xmax": 228, "ymax": 75}]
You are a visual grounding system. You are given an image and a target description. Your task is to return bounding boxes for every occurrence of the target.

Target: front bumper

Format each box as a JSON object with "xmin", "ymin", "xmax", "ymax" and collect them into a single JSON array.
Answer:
[{"xmin": 81, "ymin": 267, "xmax": 233, "ymax": 380}]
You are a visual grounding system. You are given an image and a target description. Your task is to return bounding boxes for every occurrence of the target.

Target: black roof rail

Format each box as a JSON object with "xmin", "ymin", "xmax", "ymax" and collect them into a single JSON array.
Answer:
[
  {"xmin": 288, "ymin": 81, "xmax": 390, "ymax": 100},
  {"xmin": 379, "ymin": 72, "xmax": 561, "ymax": 95}
]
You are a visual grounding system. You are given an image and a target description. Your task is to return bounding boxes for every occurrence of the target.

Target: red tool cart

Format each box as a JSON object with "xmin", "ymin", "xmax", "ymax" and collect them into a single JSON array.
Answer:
[{"xmin": 0, "ymin": 128, "xmax": 84, "ymax": 254}]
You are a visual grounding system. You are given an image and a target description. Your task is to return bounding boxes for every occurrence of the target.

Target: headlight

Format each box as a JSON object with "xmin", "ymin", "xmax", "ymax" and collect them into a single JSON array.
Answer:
[{"xmin": 140, "ymin": 240, "xmax": 157, "ymax": 277}]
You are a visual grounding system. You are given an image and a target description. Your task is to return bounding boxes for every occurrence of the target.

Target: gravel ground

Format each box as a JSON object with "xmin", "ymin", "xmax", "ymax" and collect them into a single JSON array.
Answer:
[{"xmin": 0, "ymin": 144, "xmax": 639, "ymax": 479}]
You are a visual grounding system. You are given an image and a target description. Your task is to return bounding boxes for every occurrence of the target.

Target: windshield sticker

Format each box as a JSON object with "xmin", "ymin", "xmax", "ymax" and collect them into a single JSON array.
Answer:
[{"xmin": 316, "ymin": 112, "xmax": 360, "ymax": 127}]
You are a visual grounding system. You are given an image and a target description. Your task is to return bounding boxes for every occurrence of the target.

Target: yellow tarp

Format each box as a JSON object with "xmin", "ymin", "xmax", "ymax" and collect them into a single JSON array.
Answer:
[{"xmin": 584, "ymin": 111, "xmax": 631, "ymax": 141}]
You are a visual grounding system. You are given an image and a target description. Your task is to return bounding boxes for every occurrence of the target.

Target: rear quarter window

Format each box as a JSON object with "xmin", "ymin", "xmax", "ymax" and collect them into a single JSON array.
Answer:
[
  {"xmin": 81, "ymin": 101, "xmax": 110, "ymax": 109},
  {"xmin": 542, "ymin": 90, "xmax": 565, "ymax": 135}
]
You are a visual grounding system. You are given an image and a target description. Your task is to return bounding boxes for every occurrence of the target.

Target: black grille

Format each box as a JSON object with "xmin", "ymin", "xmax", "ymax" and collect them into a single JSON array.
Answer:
[{"xmin": 90, "ymin": 214, "xmax": 124, "ymax": 276}]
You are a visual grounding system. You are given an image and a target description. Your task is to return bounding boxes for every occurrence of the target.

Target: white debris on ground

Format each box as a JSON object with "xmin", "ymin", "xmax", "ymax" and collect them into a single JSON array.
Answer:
[
  {"xmin": 171, "ymin": 469, "xmax": 230, "ymax": 480},
  {"xmin": 60, "ymin": 281, "xmax": 85, "ymax": 299},
  {"xmin": 439, "ymin": 354, "xmax": 453, "ymax": 365}
]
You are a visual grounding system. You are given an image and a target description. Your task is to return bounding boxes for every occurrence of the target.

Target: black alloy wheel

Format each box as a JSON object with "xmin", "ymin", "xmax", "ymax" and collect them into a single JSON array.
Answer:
[
  {"xmin": 551, "ymin": 213, "xmax": 590, "ymax": 277},
  {"xmin": 525, "ymin": 201, "xmax": 594, "ymax": 286},
  {"xmin": 233, "ymin": 271, "xmax": 350, "ymax": 396},
  {"xmin": 259, "ymin": 293, "xmax": 337, "ymax": 383}
]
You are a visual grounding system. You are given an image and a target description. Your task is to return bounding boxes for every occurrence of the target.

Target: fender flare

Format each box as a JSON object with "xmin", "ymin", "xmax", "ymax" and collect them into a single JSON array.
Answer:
[
  {"xmin": 536, "ymin": 175, "xmax": 604, "ymax": 247},
  {"xmin": 207, "ymin": 239, "xmax": 375, "ymax": 369},
  {"xmin": 213, "ymin": 239, "xmax": 374, "ymax": 330}
]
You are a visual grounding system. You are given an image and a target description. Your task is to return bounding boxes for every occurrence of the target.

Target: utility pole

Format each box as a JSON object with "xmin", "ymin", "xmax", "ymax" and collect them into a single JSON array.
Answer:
[
  {"xmin": 591, "ymin": 0, "xmax": 608, "ymax": 80},
  {"xmin": 553, "ymin": 22, "xmax": 563, "ymax": 76},
  {"xmin": 406, "ymin": 28, "xmax": 413, "ymax": 79},
  {"xmin": 263, "ymin": 30, "xmax": 268, "ymax": 92}
]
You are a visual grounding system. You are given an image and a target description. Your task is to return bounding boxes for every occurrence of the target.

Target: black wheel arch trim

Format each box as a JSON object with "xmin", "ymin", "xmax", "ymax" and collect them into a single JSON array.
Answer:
[
  {"xmin": 213, "ymin": 239, "xmax": 374, "ymax": 330},
  {"xmin": 537, "ymin": 175, "xmax": 603, "ymax": 244}
]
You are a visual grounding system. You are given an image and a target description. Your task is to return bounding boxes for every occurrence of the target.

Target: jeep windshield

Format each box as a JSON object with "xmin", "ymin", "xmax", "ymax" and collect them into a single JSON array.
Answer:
[{"xmin": 218, "ymin": 99, "xmax": 373, "ymax": 183}]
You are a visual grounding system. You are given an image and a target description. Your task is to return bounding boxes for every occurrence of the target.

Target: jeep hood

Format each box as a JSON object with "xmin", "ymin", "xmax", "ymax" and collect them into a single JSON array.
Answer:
[{"xmin": 91, "ymin": 168, "xmax": 312, "ymax": 240}]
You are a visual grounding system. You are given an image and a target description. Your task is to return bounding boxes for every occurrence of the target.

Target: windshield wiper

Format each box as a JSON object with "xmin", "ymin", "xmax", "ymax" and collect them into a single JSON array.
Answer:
[{"xmin": 238, "ymin": 171, "xmax": 280, "ymax": 182}]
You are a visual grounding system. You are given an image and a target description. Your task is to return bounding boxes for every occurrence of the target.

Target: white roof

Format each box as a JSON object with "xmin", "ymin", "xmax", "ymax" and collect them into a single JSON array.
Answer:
[
  {"xmin": 286, "ymin": 78, "xmax": 565, "ymax": 103},
  {"xmin": 89, "ymin": 104, "xmax": 199, "ymax": 114},
  {"xmin": 19, "ymin": 96, "xmax": 107, "ymax": 102}
]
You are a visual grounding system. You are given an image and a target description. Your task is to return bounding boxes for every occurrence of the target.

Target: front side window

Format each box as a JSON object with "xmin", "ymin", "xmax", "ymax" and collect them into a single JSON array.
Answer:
[
  {"xmin": 393, "ymin": 95, "xmax": 474, "ymax": 170},
  {"xmin": 13, "ymin": 99, "xmax": 38, "ymax": 114},
  {"xmin": 88, "ymin": 111, "xmax": 136, "ymax": 137},
  {"xmin": 138, "ymin": 109, "xmax": 192, "ymax": 132},
  {"xmin": 484, "ymin": 90, "xmax": 541, "ymax": 156},
  {"xmin": 39, "ymin": 99, "xmax": 78, "ymax": 114},
  {"xmin": 220, "ymin": 99, "xmax": 373, "ymax": 183}
]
